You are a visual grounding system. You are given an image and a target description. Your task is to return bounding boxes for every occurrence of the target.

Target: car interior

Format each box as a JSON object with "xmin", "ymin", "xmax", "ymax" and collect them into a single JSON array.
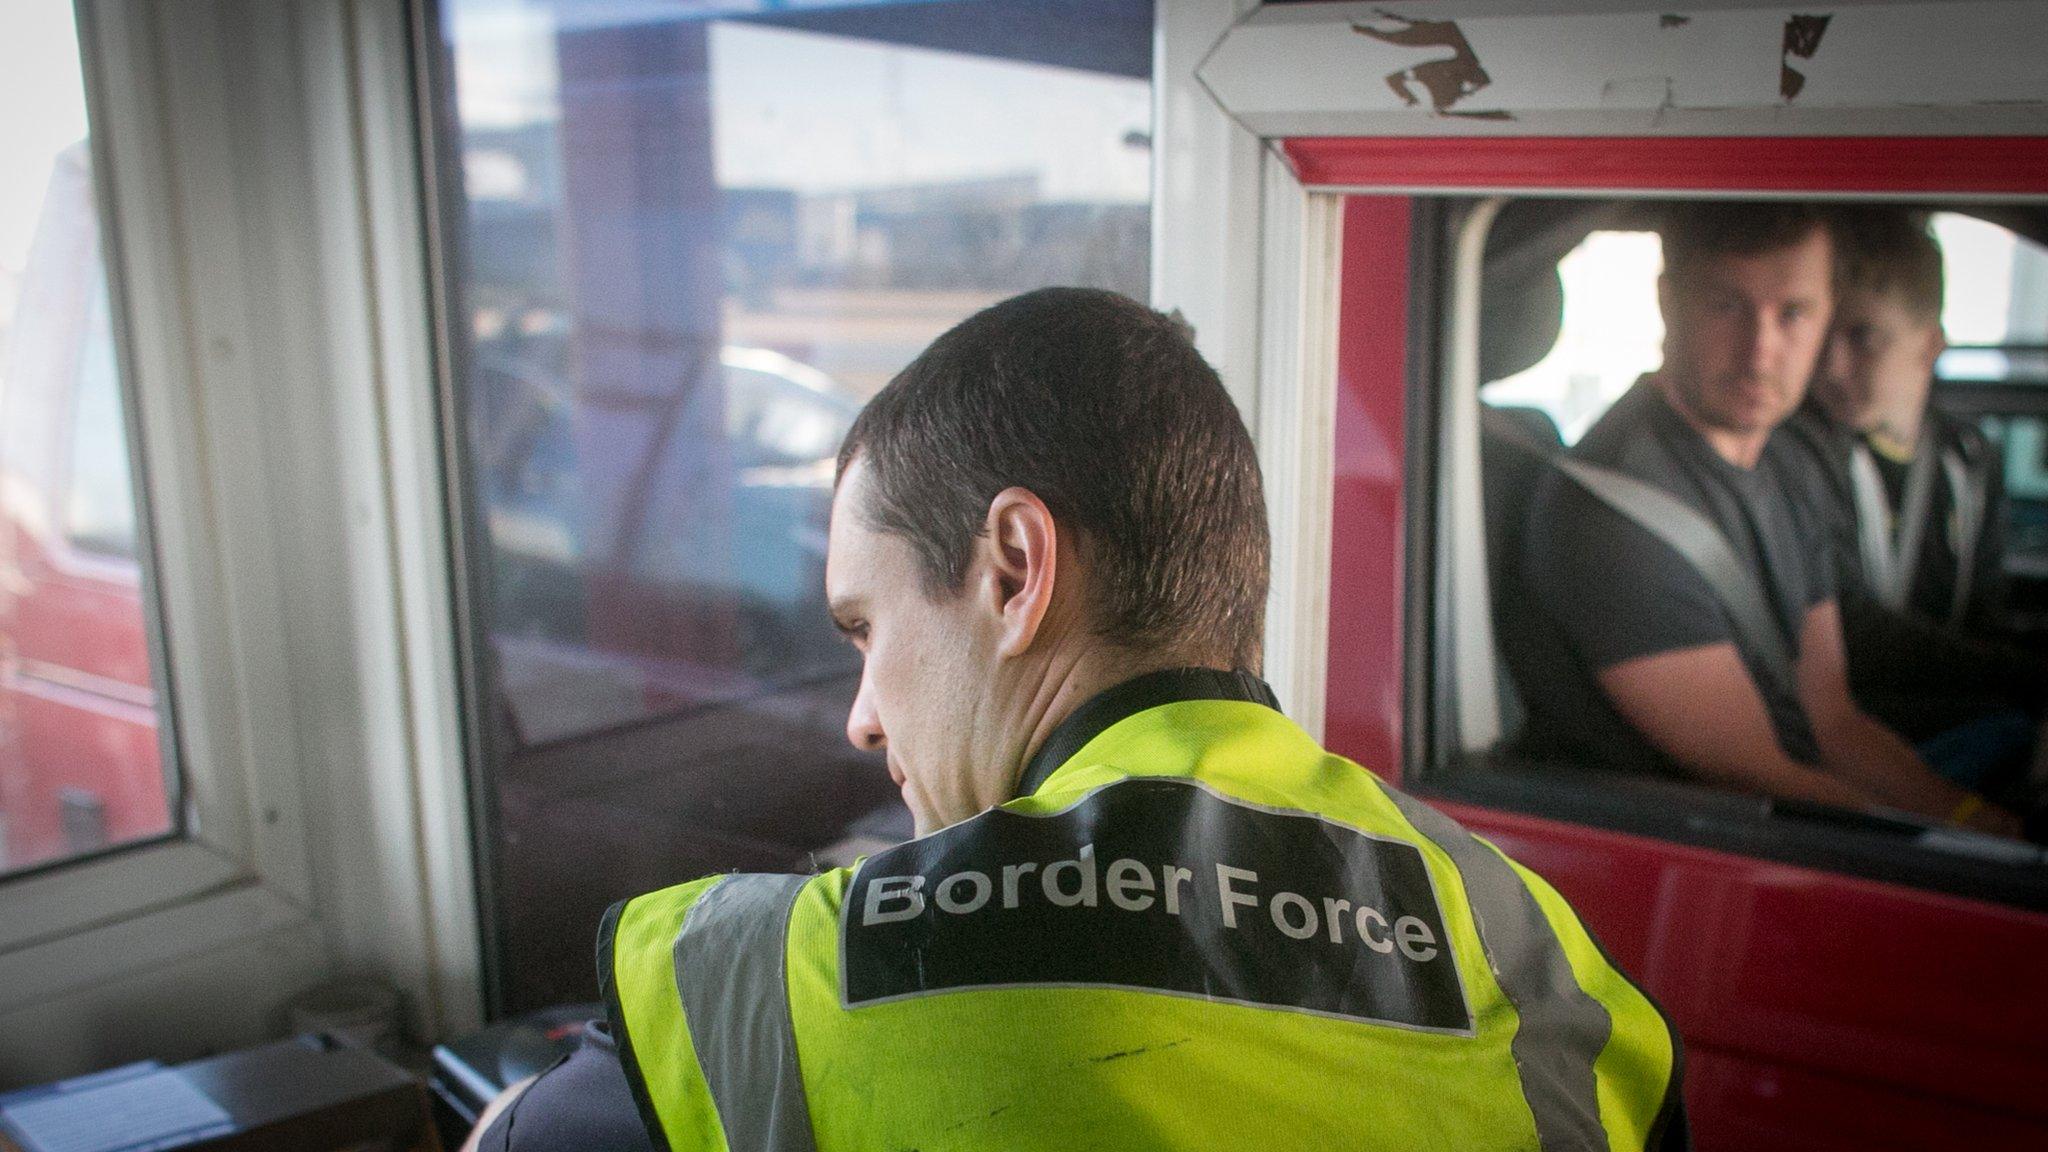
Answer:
[{"xmin": 1427, "ymin": 196, "xmax": 2048, "ymax": 903}]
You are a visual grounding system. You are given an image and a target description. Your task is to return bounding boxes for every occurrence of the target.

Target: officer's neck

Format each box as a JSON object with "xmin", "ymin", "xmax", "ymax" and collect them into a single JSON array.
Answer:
[{"xmin": 1009, "ymin": 645, "xmax": 1210, "ymax": 796}]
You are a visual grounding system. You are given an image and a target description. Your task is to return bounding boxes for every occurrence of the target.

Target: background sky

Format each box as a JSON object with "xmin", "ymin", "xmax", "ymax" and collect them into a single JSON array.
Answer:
[
  {"xmin": 0, "ymin": 1, "xmax": 91, "ymax": 276},
  {"xmin": 451, "ymin": 2, "xmax": 1151, "ymax": 203}
]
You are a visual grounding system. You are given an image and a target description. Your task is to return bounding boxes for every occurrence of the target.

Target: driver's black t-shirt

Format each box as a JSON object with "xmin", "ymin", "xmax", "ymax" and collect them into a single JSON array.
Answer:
[{"xmin": 1518, "ymin": 380, "xmax": 1837, "ymax": 777}]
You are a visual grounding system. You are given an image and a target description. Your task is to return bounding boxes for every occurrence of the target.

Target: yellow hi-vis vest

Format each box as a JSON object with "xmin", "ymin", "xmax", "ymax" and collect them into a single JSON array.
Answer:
[{"xmin": 600, "ymin": 670, "xmax": 1682, "ymax": 1151}]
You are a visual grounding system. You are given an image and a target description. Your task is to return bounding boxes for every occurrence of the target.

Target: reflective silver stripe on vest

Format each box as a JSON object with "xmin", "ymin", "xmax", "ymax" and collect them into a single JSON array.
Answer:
[
  {"xmin": 1380, "ymin": 787, "xmax": 1612, "ymax": 1151},
  {"xmin": 674, "ymin": 873, "xmax": 819, "ymax": 1152}
]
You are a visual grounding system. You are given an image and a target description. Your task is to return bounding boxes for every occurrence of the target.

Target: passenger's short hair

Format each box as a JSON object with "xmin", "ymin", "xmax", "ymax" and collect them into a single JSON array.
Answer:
[
  {"xmin": 1833, "ymin": 207, "xmax": 1945, "ymax": 324},
  {"xmin": 1660, "ymin": 201, "xmax": 1837, "ymax": 289},
  {"xmin": 837, "ymin": 288, "xmax": 1270, "ymax": 669}
]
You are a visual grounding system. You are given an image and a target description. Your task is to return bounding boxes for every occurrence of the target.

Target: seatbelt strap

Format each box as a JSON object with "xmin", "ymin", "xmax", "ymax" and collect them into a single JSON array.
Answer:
[
  {"xmin": 1942, "ymin": 446, "xmax": 1987, "ymax": 628},
  {"xmin": 1553, "ymin": 457, "xmax": 1799, "ymax": 700},
  {"xmin": 1847, "ymin": 428, "xmax": 1938, "ymax": 611}
]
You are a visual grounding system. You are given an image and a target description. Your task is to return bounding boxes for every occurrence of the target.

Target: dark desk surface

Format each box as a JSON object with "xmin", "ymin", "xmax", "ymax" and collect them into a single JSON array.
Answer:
[{"xmin": 0, "ymin": 1036, "xmax": 438, "ymax": 1152}]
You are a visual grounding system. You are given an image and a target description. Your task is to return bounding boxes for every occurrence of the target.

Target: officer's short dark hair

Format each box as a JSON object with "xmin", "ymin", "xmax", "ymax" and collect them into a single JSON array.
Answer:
[
  {"xmin": 837, "ymin": 288, "xmax": 1270, "ymax": 670},
  {"xmin": 1660, "ymin": 201, "xmax": 1838, "ymax": 289},
  {"xmin": 1834, "ymin": 207, "xmax": 1945, "ymax": 325}
]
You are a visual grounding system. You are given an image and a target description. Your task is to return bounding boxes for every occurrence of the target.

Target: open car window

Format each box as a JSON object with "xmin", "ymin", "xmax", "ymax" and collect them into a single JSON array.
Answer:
[
  {"xmin": 1475, "ymin": 202, "xmax": 2048, "ymax": 635},
  {"xmin": 1428, "ymin": 196, "xmax": 2048, "ymax": 908}
]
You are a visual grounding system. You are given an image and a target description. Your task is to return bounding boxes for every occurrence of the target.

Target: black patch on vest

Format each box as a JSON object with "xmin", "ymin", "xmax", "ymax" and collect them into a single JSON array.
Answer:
[{"xmin": 841, "ymin": 778, "xmax": 1472, "ymax": 1034}]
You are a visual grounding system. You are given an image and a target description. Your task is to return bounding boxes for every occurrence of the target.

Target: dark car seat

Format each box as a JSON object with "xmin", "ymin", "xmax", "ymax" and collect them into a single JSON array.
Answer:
[
  {"xmin": 1474, "ymin": 217, "xmax": 1573, "ymax": 747},
  {"xmin": 1480, "ymin": 405, "xmax": 1564, "ymax": 741}
]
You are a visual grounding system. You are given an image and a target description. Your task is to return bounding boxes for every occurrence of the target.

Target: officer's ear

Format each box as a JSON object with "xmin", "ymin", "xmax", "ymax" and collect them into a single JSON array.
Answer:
[{"xmin": 980, "ymin": 486, "xmax": 1057, "ymax": 660}]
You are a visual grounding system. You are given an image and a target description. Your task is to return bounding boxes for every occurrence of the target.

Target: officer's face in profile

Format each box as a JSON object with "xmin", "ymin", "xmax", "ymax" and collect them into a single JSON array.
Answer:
[
  {"xmin": 826, "ymin": 457, "xmax": 1042, "ymax": 837},
  {"xmin": 1815, "ymin": 285, "xmax": 1943, "ymax": 440},
  {"xmin": 1659, "ymin": 226, "xmax": 1834, "ymax": 442}
]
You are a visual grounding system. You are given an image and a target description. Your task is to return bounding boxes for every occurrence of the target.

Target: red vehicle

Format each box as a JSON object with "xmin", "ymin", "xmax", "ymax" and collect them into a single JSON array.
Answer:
[
  {"xmin": 0, "ymin": 143, "xmax": 168, "ymax": 874},
  {"xmin": 1307, "ymin": 146, "xmax": 2048, "ymax": 1148}
]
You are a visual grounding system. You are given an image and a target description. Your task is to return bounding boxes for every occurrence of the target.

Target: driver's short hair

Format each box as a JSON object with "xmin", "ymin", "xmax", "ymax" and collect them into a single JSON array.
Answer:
[
  {"xmin": 1833, "ymin": 207, "xmax": 1946, "ymax": 325},
  {"xmin": 837, "ymin": 288, "xmax": 1270, "ymax": 670},
  {"xmin": 1660, "ymin": 200, "xmax": 1837, "ymax": 290}
]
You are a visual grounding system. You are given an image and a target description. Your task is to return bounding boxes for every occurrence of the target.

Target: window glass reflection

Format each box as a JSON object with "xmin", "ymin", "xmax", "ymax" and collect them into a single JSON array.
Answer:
[
  {"xmin": 66, "ymin": 278, "xmax": 136, "ymax": 560},
  {"xmin": 441, "ymin": 0, "xmax": 1153, "ymax": 1009},
  {"xmin": 1474, "ymin": 199, "xmax": 2048, "ymax": 805},
  {"xmin": 0, "ymin": 2, "xmax": 175, "ymax": 878}
]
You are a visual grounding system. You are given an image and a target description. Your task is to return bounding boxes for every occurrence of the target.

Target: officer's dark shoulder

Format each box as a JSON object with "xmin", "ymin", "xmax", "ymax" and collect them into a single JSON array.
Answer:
[{"xmin": 472, "ymin": 1022, "xmax": 655, "ymax": 1152}]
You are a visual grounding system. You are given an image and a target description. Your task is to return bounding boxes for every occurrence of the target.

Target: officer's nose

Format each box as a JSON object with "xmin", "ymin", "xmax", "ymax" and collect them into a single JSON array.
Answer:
[{"xmin": 846, "ymin": 666, "xmax": 886, "ymax": 753}]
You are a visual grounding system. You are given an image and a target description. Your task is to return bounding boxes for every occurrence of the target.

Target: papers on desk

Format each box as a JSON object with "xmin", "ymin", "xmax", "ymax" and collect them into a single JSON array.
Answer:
[{"xmin": 0, "ymin": 1062, "xmax": 233, "ymax": 1152}]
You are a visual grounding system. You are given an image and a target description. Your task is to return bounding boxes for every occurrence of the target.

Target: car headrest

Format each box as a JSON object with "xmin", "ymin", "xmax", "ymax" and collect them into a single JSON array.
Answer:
[
  {"xmin": 1481, "ymin": 404, "xmax": 1564, "ymax": 453},
  {"xmin": 1479, "ymin": 264, "xmax": 1564, "ymax": 387}
]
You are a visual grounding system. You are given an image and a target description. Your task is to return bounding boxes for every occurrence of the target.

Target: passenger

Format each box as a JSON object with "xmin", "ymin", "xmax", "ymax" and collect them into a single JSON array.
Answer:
[
  {"xmin": 467, "ymin": 288, "xmax": 1686, "ymax": 1151},
  {"xmin": 1803, "ymin": 208, "xmax": 2013, "ymax": 633},
  {"xmin": 1519, "ymin": 202, "xmax": 2022, "ymax": 836},
  {"xmin": 1783, "ymin": 208, "xmax": 2046, "ymax": 789}
]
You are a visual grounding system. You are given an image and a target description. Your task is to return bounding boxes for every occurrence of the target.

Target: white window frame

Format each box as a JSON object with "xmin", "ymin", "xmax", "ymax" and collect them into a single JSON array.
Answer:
[
  {"xmin": 0, "ymin": 0, "xmax": 478, "ymax": 1080},
  {"xmin": 0, "ymin": 0, "xmax": 313, "ymax": 973},
  {"xmin": 1153, "ymin": 0, "xmax": 1341, "ymax": 737}
]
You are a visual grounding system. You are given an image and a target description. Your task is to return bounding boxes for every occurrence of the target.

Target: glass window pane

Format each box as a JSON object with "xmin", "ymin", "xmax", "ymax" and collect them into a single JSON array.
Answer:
[
  {"xmin": 438, "ymin": 0, "xmax": 1154, "ymax": 1010},
  {"xmin": 0, "ymin": 1, "xmax": 176, "ymax": 877},
  {"xmin": 1477, "ymin": 203, "xmax": 2048, "ymax": 633},
  {"xmin": 65, "ymin": 277, "xmax": 137, "ymax": 560}
]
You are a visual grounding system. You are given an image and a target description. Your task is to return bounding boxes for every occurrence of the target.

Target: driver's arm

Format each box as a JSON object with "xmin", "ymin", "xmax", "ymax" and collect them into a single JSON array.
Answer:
[
  {"xmin": 1797, "ymin": 600, "xmax": 2021, "ymax": 836},
  {"xmin": 1597, "ymin": 642, "xmax": 1876, "ymax": 809}
]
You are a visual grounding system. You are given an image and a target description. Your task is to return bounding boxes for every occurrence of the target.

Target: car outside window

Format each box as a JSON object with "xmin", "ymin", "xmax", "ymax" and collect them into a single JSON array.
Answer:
[
  {"xmin": 434, "ymin": 0, "xmax": 1156, "ymax": 1011},
  {"xmin": 0, "ymin": 1, "xmax": 174, "ymax": 879}
]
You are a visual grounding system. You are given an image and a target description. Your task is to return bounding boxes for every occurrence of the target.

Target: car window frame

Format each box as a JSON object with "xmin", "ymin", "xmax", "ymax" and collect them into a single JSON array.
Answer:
[{"xmin": 1406, "ymin": 190, "xmax": 2048, "ymax": 911}]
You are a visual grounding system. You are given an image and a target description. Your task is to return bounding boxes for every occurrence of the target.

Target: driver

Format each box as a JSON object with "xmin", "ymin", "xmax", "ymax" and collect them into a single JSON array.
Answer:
[{"xmin": 1519, "ymin": 202, "xmax": 2021, "ymax": 835}]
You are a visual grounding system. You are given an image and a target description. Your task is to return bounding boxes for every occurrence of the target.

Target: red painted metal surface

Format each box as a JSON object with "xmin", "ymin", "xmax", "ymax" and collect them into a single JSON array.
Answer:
[
  {"xmin": 1323, "ymin": 196, "xmax": 1411, "ymax": 785},
  {"xmin": 1284, "ymin": 136, "xmax": 2048, "ymax": 195},
  {"xmin": 1443, "ymin": 802, "xmax": 2048, "ymax": 1148},
  {"xmin": 1315, "ymin": 137, "xmax": 2048, "ymax": 1147}
]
